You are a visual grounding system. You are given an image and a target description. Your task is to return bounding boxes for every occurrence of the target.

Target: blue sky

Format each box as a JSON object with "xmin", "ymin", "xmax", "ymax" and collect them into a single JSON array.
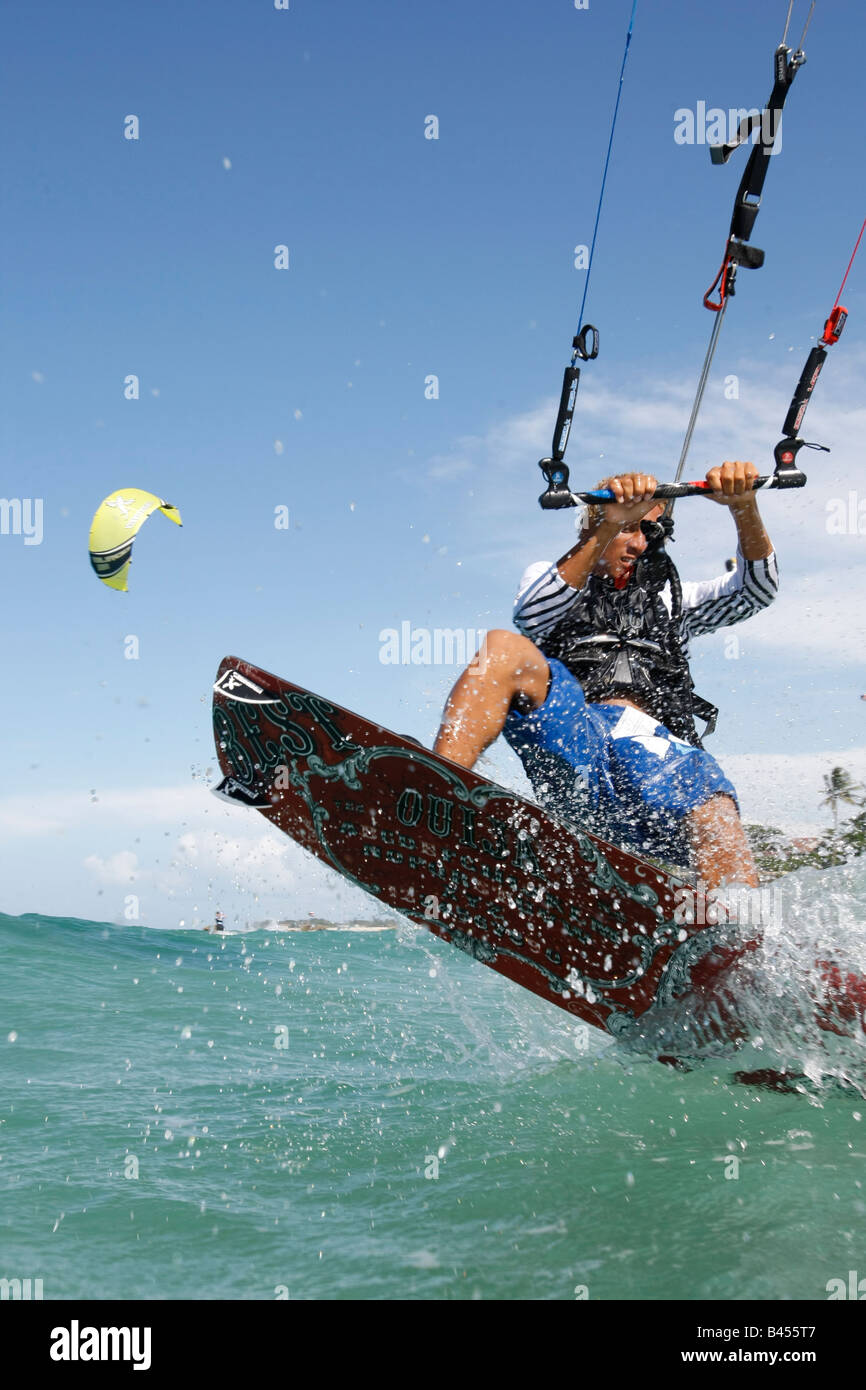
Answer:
[{"xmin": 2, "ymin": 0, "xmax": 864, "ymax": 924}]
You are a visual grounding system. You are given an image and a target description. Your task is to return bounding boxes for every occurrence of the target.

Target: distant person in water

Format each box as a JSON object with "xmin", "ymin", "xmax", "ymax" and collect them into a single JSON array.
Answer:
[{"xmin": 206, "ymin": 911, "xmax": 226, "ymax": 934}]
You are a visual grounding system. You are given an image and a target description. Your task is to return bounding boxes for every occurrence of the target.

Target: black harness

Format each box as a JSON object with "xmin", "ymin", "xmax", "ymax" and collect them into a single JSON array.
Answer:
[{"xmin": 538, "ymin": 529, "xmax": 718, "ymax": 747}]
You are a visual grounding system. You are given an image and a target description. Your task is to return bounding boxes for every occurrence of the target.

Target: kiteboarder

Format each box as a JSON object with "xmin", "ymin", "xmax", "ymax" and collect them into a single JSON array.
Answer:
[{"xmin": 434, "ymin": 462, "xmax": 776, "ymax": 892}]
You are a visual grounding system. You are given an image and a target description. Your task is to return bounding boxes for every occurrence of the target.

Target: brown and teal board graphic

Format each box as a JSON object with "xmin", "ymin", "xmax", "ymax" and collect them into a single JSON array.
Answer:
[{"xmin": 211, "ymin": 656, "xmax": 743, "ymax": 1037}]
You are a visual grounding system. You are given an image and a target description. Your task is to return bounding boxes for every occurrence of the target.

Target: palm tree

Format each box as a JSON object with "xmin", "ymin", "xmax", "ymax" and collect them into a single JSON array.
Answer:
[
  {"xmin": 841, "ymin": 807, "xmax": 866, "ymax": 858},
  {"xmin": 820, "ymin": 766, "xmax": 864, "ymax": 836}
]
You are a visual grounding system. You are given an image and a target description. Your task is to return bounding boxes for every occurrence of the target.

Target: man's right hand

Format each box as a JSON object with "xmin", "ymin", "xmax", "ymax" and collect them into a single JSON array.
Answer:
[
  {"xmin": 594, "ymin": 473, "xmax": 659, "ymax": 528},
  {"xmin": 557, "ymin": 472, "xmax": 662, "ymax": 591}
]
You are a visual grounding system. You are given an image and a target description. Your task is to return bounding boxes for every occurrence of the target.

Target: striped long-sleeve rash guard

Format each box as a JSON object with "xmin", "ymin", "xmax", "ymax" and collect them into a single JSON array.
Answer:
[{"xmin": 513, "ymin": 547, "xmax": 779, "ymax": 653}]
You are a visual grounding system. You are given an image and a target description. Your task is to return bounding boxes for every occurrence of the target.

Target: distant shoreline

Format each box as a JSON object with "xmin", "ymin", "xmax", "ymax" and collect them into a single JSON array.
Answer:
[{"xmin": 249, "ymin": 919, "xmax": 397, "ymax": 933}]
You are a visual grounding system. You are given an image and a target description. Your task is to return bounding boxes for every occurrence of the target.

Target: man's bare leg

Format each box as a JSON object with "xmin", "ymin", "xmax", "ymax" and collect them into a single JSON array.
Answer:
[
  {"xmin": 687, "ymin": 794, "xmax": 758, "ymax": 890},
  {"xmin": 433, "ymin": 629, "xmax": 550, "ymax": 768},
  {"xmin": 436, "ymin": 642, "xmax": 758, "ymax": 891}
]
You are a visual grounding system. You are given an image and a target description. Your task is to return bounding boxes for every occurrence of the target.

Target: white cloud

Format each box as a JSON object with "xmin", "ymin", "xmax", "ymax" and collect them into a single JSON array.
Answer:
[
  {"xmin": 158, "ymin": 827, "xmax": 301, "ymax": 892},
  {"xmin": 0, "ymin": 807, "xmax": 65, "ymax": 835},
  {"xmin": 83, "ymin": 850, "xmax": 143, "ymax": 885},
  {"xmin": 745, "ymin": 566, "xmax": 866, "ymax": 666},
  {"xmin": 0, "ymin": 784, "xmax": 208, "ymax": 836},
  {"xmin": 426, "ymin": 344, "xmax": 865, "ymax": 515},
  {"xmin": 0, "ymin": 782, "xmax": 360, "ymax": 914},
  {"xmin": 720, "ymin": 746, "xmax": 866, "ymax": 834}
]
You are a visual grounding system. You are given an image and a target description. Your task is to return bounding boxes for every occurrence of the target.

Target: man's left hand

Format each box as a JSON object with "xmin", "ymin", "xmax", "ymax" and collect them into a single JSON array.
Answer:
[{"xmin": 705, "ymin": 460, "xmax": 760, "ymax": 508}]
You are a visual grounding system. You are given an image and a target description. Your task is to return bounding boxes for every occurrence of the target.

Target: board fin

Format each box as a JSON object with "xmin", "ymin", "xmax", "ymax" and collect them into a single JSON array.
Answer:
[{"xmin": 212, "ymin": 775, "xmax": 272, "ymax": 809}]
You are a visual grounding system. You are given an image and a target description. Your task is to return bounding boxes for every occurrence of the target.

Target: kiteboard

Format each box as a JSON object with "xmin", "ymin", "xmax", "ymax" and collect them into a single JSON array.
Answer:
[{"xmin": 211, "ymin": 655, "xmax": 757, "ymax": 1041}]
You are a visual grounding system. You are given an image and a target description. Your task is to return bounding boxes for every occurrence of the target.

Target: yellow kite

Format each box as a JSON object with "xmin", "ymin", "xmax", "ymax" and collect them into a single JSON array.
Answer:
[{"xmin": 89, "ymin": 489, "xmax": 182, "ymax": 591}]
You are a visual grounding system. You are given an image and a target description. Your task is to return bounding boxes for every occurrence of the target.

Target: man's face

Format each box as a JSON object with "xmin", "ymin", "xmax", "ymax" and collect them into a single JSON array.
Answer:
[{"xmin": 595, "ymin": 504, "xmax": 665, "ymax": 583}]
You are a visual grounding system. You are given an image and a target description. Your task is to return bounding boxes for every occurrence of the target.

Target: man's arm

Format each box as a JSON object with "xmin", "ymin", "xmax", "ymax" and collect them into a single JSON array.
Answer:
[
  {"xmin": 513, "ymin": 473, "xmax": 659, "ymax": 638},
  {"xmin": 705, "ymin": 460, "xmax": 773, "ymax": 561},
  {"xmin": 512, "ymin": 521, "xmax": 622, "ymax": 640},
  {"xmin": 679, "ymin": 461, "xmax": 779, "ymax": 641},
  {"xmin": 729, "ymin": 503, "xmax": 772, "ymax": 561},
  {"xmin": 554, "ymin": 515, "xmax": 622, "ymax": 591},
  {"xmin": 555, "ymin": 472, "xmax": 659, "ymax": 589}
]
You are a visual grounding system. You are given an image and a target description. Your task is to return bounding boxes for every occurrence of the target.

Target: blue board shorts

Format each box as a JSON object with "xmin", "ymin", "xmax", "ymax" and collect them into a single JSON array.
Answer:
[{"xmin": 503, "ymin": 657, "xmax": 737, "ymax": 866}]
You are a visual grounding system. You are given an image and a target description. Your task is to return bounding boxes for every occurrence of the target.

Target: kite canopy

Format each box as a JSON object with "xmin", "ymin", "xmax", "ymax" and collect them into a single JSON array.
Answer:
[{"xmin": 88, "ymin": 488, "xmax": 182, "ymax": 591}]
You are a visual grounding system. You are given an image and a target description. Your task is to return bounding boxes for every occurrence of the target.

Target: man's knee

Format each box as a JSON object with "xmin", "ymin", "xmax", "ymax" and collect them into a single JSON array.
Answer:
[
  {"xmin": 689, "ymin": 793, "xmax": 741, "ymax": 831},
  {"xmin": 477, "ymin": 628, "xmax": 539, "ymax": 666},
  {"xmin": 473, "ymin": 629, "xmax": 549, "ymax": 706},
  {"xmin": 687, "ymin": 794, "xmax": 746, "ymax": 857}
]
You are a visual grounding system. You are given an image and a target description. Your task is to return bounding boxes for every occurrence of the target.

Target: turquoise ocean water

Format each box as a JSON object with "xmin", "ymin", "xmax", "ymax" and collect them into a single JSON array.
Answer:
[{"xmin": 3, "ymin": 860, "xmax": 866, "ymax": 1302}]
